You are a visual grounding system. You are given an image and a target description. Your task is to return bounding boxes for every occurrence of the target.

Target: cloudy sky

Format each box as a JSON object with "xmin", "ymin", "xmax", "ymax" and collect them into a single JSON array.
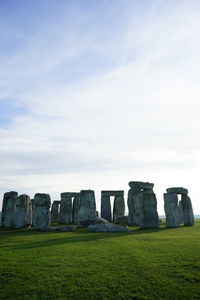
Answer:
[{"xmin": 0, "ymin": 0, "xmax": 200, "ymax": 214}]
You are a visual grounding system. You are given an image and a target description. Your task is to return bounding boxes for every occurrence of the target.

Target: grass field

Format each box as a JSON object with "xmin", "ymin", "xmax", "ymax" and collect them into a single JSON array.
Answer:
[{"xmin": 0, "ymin": 221, "xmax": 200, "ymax": 300}]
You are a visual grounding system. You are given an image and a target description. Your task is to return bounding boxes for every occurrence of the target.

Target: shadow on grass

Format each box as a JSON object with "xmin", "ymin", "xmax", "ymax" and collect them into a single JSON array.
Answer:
[{"xmin": 0, "ymin": 226, "xmax": 183, "ymax": 251}]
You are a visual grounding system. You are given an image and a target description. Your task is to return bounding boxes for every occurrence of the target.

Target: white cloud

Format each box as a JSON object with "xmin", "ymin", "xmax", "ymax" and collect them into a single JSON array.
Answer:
[{"xmin": 0, "ymin": 0, "xmax": 200, "ymax": 214}]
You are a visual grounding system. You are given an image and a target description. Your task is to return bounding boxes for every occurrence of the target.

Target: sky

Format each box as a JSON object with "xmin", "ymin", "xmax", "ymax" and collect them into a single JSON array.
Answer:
[{"xmin": 0, "ymin": 0, "xmax": 200, "ymax": 214}]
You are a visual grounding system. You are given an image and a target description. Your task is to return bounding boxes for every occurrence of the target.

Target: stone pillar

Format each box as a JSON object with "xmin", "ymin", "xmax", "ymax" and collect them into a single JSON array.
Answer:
[
  {"xmin": 72, "ymin": 193, "xmax": 80, "ymax": 224},
  {"xmin": 1, "ymin": 191, "xmax": 18, "ymax": 228},
  {"xmin": 165, "ymin": 187, "xmax": 194, "ymax": 226},
  {"xmin": 140, "ymin": 190, "xmax": 159, "ymax": 228},
  {"xmin": 78, "ymin": 190, "xmax": 96, "ymax": 227},
  {"xmin": 181, "ymin": 194, "xmax": 194, "ymax": 226},
  {"xmin": 127, "ymin": 181, "xmax": 156, "ymax": 227},
  {"xmin": 32, "ymin": 193, "xmax": 51, "ymax": 229},
  {"xmin": 127, "ymin": 188, "xmax": 143, "ymax": 226},
  {"xmin": 60, "ymin": 193, "xmax": 73, "ymax": 224},
  {"xmin": 113, "ymin": 192, "xmax": 125, "ymax": 222},
  {"xmin": 51, "ymin": 200, "xmax": 60, "ymax": 223},
  {"xmin": 164, "ymin": 193, "xmax": 180, "ymax": 228},
  {"xmin": 101, "ymin": 192, "xmax": 111, "ymax": 222},
  {"xmin": 178, "ymin": 200, "xmax": 184, "ymax": 224},
  {"xmin": 15, "ymin": 194, "xmax": 32, "ymax": 228}
]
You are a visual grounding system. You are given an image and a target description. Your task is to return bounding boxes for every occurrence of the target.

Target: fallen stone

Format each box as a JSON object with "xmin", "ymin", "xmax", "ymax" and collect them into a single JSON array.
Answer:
[
  {"xmin": 88, "ymin": 223, "xmax": 132, "ymax": 232},
  {"xmin": 78, "ymin": 217, "xmax": 109, "ymax": 228},
  {"xmin": 40, "ymin": 226, "xmax": 76, "ymax": 232}
]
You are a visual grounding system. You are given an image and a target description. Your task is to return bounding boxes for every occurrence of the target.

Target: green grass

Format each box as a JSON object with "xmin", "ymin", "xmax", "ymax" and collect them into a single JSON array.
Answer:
[{"xmin": 0, "ymin": 221, "xmax": 200, "ymax": 300}]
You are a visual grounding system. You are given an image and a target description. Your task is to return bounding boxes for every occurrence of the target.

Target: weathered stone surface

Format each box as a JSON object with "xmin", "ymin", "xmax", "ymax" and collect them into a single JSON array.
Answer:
[
  {"xmin": 72, "ymin": 193, "xmax": 81, "ymax": 224},
  {"xmin": 113, "ymin": 194, "xmax": 125, "ymax": 222},
  {"xmin": 115, "ymin": 215, "xmax": 129, "ymax": 224},
  {"xmin": 60, "ymin": 193, "xmax": 73, "ymax": 224},
  {"xmin": 164, "ymin": 193, "xmax": 180, "ymax": 228},
  {"xmin": 88, "ymin": 223, "xmax": 132, "ymax": 232},
  {"xmin": 63, "ymin": 192, "xmax": 79, "ymax": 198},
  {"xmin": 166, "ymin": 187, "xmax": 188, "ymax": 194},
  {"xmin": 78, "ymin": 190, "xmax": 96, "ymax": 227},
  {"xmin": 101, "ymin": 194, "xmax": 111, "ymax": 222},
  {"xmin": 32, "ymin": 193, "xmax": 51, "ymax": 229},
  {"xmin": 140, "ymin": 191, "xmax": 159, "ymax": 228},
  {"xmin": 178, "ymin": 200, "xmax": 184, "ymax": 223},
  {"xmin": 15, "ymin": 194, "xmax": 32, "ymax": 228},
  {"xmin": 51, "ymin": 200, "xmax": 60, "ymax": 223},
  {"xmin": 181, "ymin": 194, "xmax": 194, "ymax": 226},
  {"xmin": 129, "ymin": 181, "xmax": 154, "ymax": 190},
  {"xmin": 40, "ymin": 226, "xmax": 76, "ymax": 232},
  {"xmin": 1, "ymin": 191, "xmax": 18, "ymax": 228},
  {"xmin": 101, "ymin": 190, "xmax": 124, "ymax": 197},
  {"xmin": 127, "ymin": 188, "xmax": 143, "ymax": 226}
]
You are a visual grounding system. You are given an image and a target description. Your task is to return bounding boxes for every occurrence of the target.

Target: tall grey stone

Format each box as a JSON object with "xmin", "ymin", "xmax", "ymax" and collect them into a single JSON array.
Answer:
[
  {"xmin": 178, "ymin": 200, "xmax": 184, "ymax": 224},
  {"xmin": 113, "ymin": 192, "xmax": 125, "ymax": 222},
  {"xmin": 127, "ymin": 188, "xmax": 143, "ymax": 226},
  {"xmin": 140, "ymin": 190, "xmax": 159, "ymax": 228},
  {"xmin": 51, "ymin": 200, "xmax": 60, "ymax": 223},
  {"xmin": 72, "ymin": 193, "xmax": 80, "ymax": 224},
  {"xmin": 1, "ymin": 191, "xmax": 18, "ymax": 228},
  {"xmin": 32, "ymin": 193, "xmax": 51, "ymax": 229},
  {"xmin": 181, "ymin": 194, "xmax": 194, "ymax": 226},
  {"xmin": 164, "ymin": 193, "xmax": 180, "ymax": 228},
  {"xmin": 60, "ymin": 193, "xmax": 73, "ymax": 224},
  {"xmin": 101, "ymin": 193, "xmax": 111, "ymax": 222},
  {"xmin": 78, "ymin": 190, "xmax": 96, "ymax": 227},
  {"xmin": 15, "ymin": 194, "xmax": 32, "ymax": 228}
]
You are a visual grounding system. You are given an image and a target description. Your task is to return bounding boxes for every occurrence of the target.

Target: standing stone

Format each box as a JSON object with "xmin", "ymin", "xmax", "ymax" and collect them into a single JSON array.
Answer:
[
  {"xmin": 32, "ymin": 193, "xmax": 51, "ymax": 229},
  {"xmin": 178, "ymin": 200, "xmax": 184, "ymax": 224},
  {"xmin": 51, "ymin": 200, "xmax": 60, "ymax": 223},
  {"xmin": 72, "ymin": 193, "xmax": 80, "ymax": 224},
  {"xmin": 1, "ymin": 191, "xmax": 18, "ymax": 228},
  {"xmin": 60, "ymin": 193, "xmax": 73, "ymax": 224},
  {"xmin": 113, "ymin": 192, "xmax": 125, "ymax": 222},
  {"xmin": 140, "ymin": 190, "xmax": 159, "ymax": 228},
  {"xmin": 127, "ymin": 188, "xmax": 143, "ymax": 226},
  {"xmin": 101, "ymin": 193, "xmax": 111, "ymax": 222},
  {"xmin": 181, "ymin": 194, "xmax": 194, "ymax": 226},
  {"xmin": 78, "ymin": 190, "xmax": 96, "ymax": 227},
  {"xmin": 15, "ymin": 194, "xmax": 32, "ymax": 228},
  {"xmin": 164, "ymin": 193, "xmax": 180, "ymax": 228}
]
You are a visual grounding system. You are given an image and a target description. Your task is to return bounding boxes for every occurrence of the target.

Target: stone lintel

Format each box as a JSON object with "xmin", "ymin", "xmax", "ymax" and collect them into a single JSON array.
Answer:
[
  {"xmin": 101, "ymin": 190, "xmax": 124, "ymax": 197},
  {"xmin": 61, "ymin": 192, "xmax": 79, "ymax": 198},
  {"xmin": 128, "ymin": 181, "xmax": 154, "ymax": 190},
  {"xmin": 166, "ymin": 187, "xmax": 188, "ymax": 195}
]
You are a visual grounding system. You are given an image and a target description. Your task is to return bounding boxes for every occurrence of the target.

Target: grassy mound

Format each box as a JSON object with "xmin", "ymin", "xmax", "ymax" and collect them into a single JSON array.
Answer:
[{"xmin": 0, "ymin": 221, "xmax": 200, "ymax": 300}]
